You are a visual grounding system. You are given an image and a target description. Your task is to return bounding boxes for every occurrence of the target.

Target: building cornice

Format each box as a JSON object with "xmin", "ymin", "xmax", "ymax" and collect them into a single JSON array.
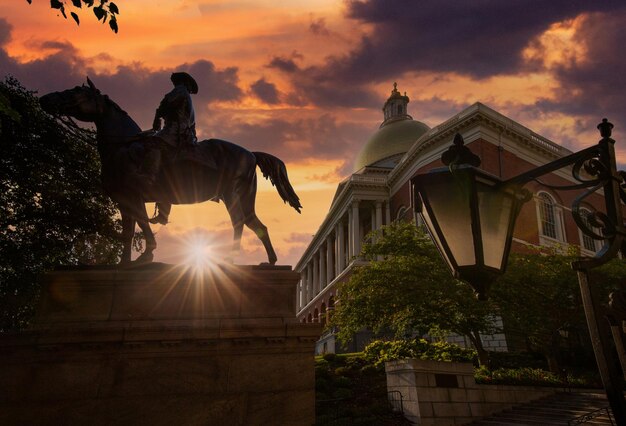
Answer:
[{"xmin": 388, "ymin": 102, "xmax": 572, "ymax": 189}]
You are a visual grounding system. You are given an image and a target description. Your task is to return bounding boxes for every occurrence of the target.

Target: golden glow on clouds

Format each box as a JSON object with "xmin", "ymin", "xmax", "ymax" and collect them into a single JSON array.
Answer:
[
  {"xmin": 5, "ymin": 4, "xmax": 617, "ymax": 264},
  {"xmin": 522, "ymin": 16, "xmax": 588, "ymax": 70}
]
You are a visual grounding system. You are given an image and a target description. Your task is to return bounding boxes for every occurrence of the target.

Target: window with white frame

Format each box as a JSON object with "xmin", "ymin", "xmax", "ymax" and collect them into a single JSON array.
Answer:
[
  {"xmin": 578, "ymin": 208, "xmax": 602, "ymax": 253},
  {"xmin": 536, "ymin": 192, "xmax": 564, "ymax": 242}
]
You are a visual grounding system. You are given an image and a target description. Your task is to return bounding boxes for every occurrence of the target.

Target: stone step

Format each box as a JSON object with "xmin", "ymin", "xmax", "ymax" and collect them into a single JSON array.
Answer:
[{"xmin": 466, "ymin": 392, "xmax": 614, "ymax": 425}]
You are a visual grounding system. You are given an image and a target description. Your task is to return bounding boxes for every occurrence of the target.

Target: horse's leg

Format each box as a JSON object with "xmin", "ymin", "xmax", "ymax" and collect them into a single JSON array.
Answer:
[
  {"xmin": 245, "ymin": 214, "xmax": 277, "ymax": 265},
  {"xmin": 120, "ymin": 211, "xmax": 135, "ymax": 265},
  {"xmin": 224, "ymin": 194, "xmax": 244, "ymax": 263},
  {"xmin": 135, "ymin": 203, "xmax": 156, "ymax": 263},
  {"xmin": 238, "ymin": 174, "xmax": 278, "ymax": 265}
]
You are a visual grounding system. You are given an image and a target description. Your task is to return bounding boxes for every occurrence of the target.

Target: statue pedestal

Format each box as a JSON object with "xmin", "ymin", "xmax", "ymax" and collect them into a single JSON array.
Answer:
[{"xmin": 0, "ymin": 264, "xmax": 321, "ymax": 426}]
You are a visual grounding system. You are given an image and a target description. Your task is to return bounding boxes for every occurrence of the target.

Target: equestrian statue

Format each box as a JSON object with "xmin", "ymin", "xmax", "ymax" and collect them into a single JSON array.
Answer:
[{"xmin": 39, "ymin": 74, "xmax": 302, "ymax": 265}]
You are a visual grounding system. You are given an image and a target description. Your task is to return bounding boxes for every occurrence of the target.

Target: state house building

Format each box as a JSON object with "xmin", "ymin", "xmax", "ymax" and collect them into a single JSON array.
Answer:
[{"xmin": 295, "ymin": 83, "xmax": 607, "ymax": 354}]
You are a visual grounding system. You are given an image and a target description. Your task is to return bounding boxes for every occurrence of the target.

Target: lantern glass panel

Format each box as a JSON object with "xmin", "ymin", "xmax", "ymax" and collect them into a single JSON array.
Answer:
[
  {"xmin": 419, "ymin": 195, "xmax": 453, "ymax": 269},
  {"xmin": 477, "ymin": 183, "xmax": 514, "ymax": 269},
  {"xmin": 424, "ymin": 172, "xmax": 476, "ymax": 267}
]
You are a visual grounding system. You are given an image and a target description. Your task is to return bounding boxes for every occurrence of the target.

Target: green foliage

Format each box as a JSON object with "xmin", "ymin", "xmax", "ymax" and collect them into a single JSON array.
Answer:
[
  {"xmin": 331, "ymin": 221, "xmax": 498, "ymax": 365},
  {"xmin": 487, "ymin": 350, "xmax": 547, "ymax": 370},
  {"xmin": 0, "ymin": 77, "xmax": 123, "ymax": 330},
  {"xmin": 491, "ymin": 246, "xmax": 626, "ymax": 372},
  {"xmin": 26, "ymin": 0, "xmax": 120, "ymax": 33},
  {"xmin": 363, "ymin": 338, "xmax": 477, "ymax": 367},
  {"xmin": 474, "ymin": 366, "xmax": 601, "ymax": 388}
]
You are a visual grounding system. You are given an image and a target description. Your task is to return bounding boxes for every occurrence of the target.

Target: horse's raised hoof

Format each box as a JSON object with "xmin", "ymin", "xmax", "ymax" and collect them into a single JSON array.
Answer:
[{"xmin": 134, "ymin": 251, "xmax": 154, "ymax": 264}]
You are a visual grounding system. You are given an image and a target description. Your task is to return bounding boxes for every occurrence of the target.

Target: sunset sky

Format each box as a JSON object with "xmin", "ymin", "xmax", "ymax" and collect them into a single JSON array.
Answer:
[{"xmin": 2, "ymin": 0, "xmax": 626, "ymax": 266}]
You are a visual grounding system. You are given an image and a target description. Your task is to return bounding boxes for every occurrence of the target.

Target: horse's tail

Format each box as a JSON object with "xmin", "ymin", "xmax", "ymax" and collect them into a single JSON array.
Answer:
[{"xmin": 253, "ymin": 152, "xmax": 302, "ymax": 213}]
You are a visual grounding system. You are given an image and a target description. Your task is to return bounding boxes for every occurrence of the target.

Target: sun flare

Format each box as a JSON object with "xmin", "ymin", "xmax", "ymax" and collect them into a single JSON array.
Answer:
[{"xmin": 184, "ymin": 235, "xmax": 219, "ymax": 271}]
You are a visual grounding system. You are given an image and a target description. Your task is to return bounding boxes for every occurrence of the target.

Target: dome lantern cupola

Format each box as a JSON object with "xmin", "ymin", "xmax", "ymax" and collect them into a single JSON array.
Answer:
[
  {"xmin": 381, "ymin": 82, "xmax": 412, "ymax": 128},
  {"xmin": 353, "ymin": 82, "xmax": 430, "ymax": 172}
]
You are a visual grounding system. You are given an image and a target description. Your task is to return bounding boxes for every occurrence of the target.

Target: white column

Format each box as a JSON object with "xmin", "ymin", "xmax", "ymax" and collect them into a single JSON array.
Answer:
[
  {"xmin": 376, "ymin": 200, "xmax": 383, "ymax": 230},
  {"xmin": 326, "ymin": 235, "xmax": 334, "ymax": 285},
  {"xmin": 352, "ymin": 200, "xmax": 361, "ymax": 258},
  {"xmin": 347, "ymin": 208, "xmax": 353, "ymax": 259},
  {"xmin": 306, "ymin": 263, "xmax": 312, "ymax": 304},
  {"xmin": 337, "ymin": 221, "xmax": 345, "ymax": 273},
  {"xmin": 313, "ymin": 254, "xmax": 319, "ymax": 296},
  {"xmin": 297, "ymin": 277, "xmax": 303, "ymax": 310},
  {"xmin": 320, "ymin": 245, "xmax": 326, "ymax": 290},
  {"xmin": 385, "ymin": 201, "xmax": 391, "ymax": 226}
]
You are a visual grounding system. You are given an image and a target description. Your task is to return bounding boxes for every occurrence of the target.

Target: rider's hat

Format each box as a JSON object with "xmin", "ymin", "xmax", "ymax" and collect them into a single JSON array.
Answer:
[{"xmin": 171, "ymin": 72, "xmax": 198, "ymax": 94}]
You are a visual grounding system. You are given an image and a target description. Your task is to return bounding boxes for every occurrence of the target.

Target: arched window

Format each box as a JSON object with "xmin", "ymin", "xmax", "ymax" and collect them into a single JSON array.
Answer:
[
  {"xmin": 313, "ymin": 308, "xmax": 319, "ymax": 323},
  {"xmin": 536, "ymin": 192, "xmax": 564, "ymax": 242},
  {"xmin": 579, "ymin": 208, "xmax": 602, "ymax": 253},
  {"xmin": 320, "ymin": 303, "xmax": 327, "ymax": 327},
  {"xmin": 307, "ymin": 313, "xmax": 312, "ymax": 323}
]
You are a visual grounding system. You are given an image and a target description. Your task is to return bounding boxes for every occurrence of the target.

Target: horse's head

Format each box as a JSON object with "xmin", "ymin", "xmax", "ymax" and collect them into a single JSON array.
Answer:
[{"xmin": 40, "ymin": 78, "xmax": 106, "ymax": 122}]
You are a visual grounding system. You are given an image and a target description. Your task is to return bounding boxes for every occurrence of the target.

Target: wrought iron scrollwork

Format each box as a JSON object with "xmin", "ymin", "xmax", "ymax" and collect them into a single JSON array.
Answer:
[{"xmin": 503, "ymin": 118, "xmax": 626, "ymax": 271}]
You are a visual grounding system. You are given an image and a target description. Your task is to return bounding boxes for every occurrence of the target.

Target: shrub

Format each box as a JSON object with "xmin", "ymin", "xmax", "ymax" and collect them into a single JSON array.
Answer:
[
  {"xmin": 363, "ymin": 338, "xmax": 476, "ymax": 367},
  {"xmin": 474, "ymin": 366, "xmax": 600, "ymax": 388},
  {"xmin": 322, "ymin": 353, "xmax": 337, "ymax": 362},
  {"xmin": 334, "ymin": 366, "xmax": 352, "ymax": 377}
]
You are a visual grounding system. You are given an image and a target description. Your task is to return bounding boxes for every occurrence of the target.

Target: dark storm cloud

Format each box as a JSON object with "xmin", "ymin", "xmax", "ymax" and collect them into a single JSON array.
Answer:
[
  {"xmin": 279, "ymin": 0, "xmax": 626, "ymax": 108},
  {"xmin": 533, "ymin": 11, "xmax": 626, "ymax": 130},
  {"xmin": 343, "ymin": 0, "xmax": 625, "ymax": 79},
  {"xmin": 267, "ymin": 55, "xmax": 300, "ymax": 73},
  {"xmin": 204, "ymin": 112, "xmax": 372, "ymax": 167},
  {"xmin": 250, "ymin": 78, "xmax": 280, "ymax": 104}
]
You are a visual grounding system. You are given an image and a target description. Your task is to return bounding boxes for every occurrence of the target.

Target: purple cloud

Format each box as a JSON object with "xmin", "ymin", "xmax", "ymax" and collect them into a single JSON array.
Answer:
[{"xmin": 250, "ymin": 78, "xmax": 280, "ymax": 104}]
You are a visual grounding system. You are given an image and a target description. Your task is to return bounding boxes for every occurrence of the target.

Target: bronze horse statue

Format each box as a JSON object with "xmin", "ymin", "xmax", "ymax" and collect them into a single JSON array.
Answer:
[{"xmin": 40, "ymin": 78, "xmax": 302, "ymax": 265}]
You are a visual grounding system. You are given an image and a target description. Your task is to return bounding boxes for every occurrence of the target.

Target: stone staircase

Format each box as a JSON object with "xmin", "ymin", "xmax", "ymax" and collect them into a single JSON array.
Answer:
[{"xmin": 468, "ymin": 391, "xmax": 614, "ymax": 425}]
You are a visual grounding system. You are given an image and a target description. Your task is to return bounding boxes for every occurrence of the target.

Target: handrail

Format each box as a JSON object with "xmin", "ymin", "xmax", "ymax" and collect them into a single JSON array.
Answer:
[{"xmin": 567, "ymin": 405, "xmax": 614, "ymax": 425}]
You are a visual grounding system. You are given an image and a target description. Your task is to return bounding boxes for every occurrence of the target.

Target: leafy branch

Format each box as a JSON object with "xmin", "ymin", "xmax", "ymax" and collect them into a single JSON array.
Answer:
[{"xmin": 27, "ymin": 0, "xmax": 120, "ymax": 33}]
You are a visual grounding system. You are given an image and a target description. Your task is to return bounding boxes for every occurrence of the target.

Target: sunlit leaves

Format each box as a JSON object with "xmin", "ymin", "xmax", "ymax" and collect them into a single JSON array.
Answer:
[
  {"xmin": 27, "ymin": 0, "xmax": 121, "ymax": 33},
  {"xmin": 331, "ymin": 221, "xmax": 498, "ymax": 365}
]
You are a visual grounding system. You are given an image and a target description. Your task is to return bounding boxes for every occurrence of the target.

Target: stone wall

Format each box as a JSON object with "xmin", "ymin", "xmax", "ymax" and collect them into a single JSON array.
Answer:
[
  {"xmin": 0, "ymin": 264, "xmax": 321, "ymax": 426},
  {"xmin": 386, "ymin": 359, "xmax": 556, "ymax": 425}
]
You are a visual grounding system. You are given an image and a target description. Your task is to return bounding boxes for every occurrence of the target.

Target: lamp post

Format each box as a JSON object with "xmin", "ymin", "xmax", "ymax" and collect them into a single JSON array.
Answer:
[{"xmin": 411, "ymin": 120, "xmax": 626, "ymax": 422}]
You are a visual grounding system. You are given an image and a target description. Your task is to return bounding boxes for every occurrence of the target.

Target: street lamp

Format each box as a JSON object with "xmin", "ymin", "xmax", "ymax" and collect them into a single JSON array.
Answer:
[
  {"xmin": 411, "ymin": 120, "xmax": 626, "ymax": 422},
  {"xmin": 412, "ymin": 134, "xmax": 530, "ymax": 300}
]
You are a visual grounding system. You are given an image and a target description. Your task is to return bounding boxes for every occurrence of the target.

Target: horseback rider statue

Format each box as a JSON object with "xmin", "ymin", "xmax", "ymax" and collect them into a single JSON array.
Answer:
[{"xmin": 144, "ymin": 71, "xmax": 203, "ymax": 225}]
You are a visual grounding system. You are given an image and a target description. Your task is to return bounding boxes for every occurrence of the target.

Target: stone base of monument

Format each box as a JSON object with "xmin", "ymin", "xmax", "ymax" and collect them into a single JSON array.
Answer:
[{"xmin": 0, "ymin": 263, "xmax": 321, "ymax": 426}]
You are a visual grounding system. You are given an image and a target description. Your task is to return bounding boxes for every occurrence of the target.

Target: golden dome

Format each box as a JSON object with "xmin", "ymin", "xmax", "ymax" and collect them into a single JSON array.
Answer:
[
  {"xmin": 353, "ymin": 119, "xmax": 430, "ymax": 171},
  {"xmin": 353, "ymin": 83, "xmax": 430, "ymax": 171}
]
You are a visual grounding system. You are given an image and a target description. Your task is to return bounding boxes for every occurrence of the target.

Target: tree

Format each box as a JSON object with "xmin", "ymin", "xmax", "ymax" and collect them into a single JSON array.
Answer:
[
  {"xmin": 26, "ymin": 0, "xmax": 120, "ymax": 33},
  {"xmin": 330, "ymin": 221, "xmax": 499, "ymax": 366},
  {"xmin": 0, "ymin": 77, "xmax": 123, "ymax": 331},
  {"xmin": 491, "ymin": 245, "xmax": 626, "ymax": 373}
]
